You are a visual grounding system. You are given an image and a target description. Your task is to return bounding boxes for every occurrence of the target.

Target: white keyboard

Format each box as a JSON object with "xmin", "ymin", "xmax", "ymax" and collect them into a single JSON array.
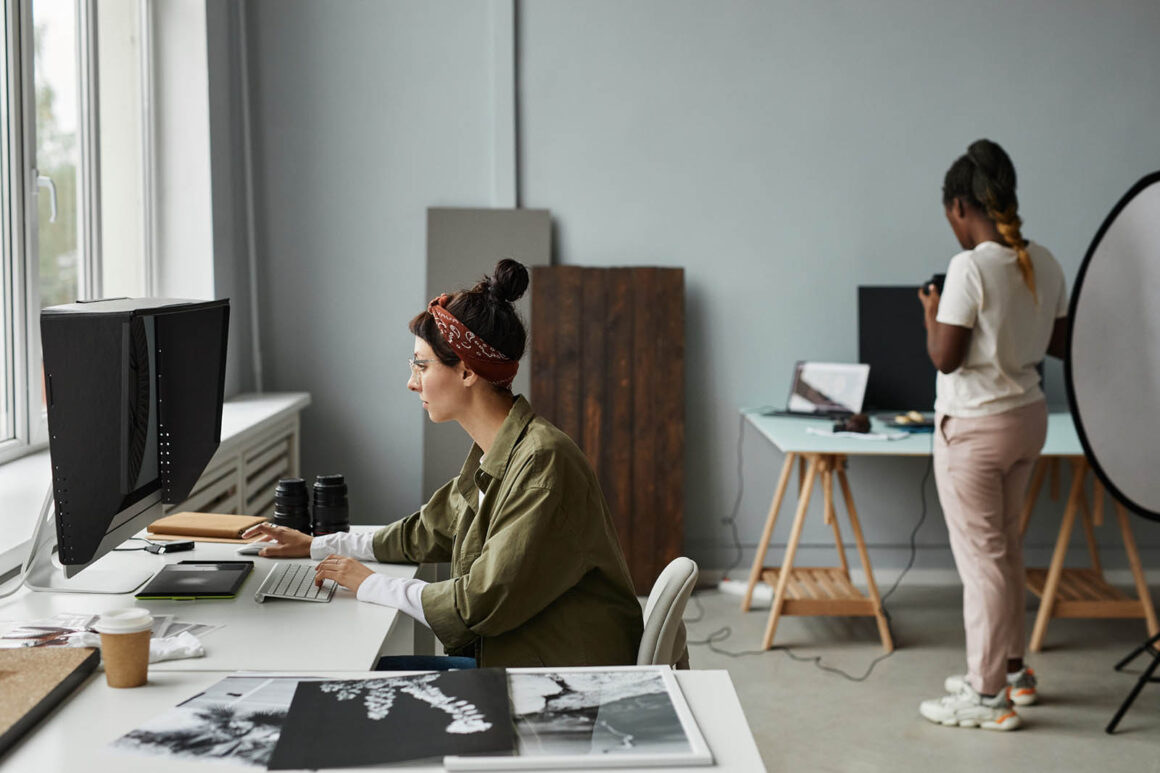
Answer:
[{"xmin": 253, "ymin": 563, "xmax": 337, "ymax": 603}]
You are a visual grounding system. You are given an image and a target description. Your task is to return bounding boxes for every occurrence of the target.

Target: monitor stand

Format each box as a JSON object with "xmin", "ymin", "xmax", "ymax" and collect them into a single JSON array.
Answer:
[{"xmin": 21, "ymin": 488, "xmax": 152, "ymax": 594}]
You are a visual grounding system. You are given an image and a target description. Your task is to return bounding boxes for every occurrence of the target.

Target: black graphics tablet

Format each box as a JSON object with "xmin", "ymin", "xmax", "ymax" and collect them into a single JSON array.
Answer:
[{"xmin": 135, "ymin": 561, "xmax": 254, "ymax": 600}]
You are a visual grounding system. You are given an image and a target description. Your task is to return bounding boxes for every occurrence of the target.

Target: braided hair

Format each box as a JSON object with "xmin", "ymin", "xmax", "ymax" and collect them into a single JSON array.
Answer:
[{"xmin": 942, "ymin": 139, "xmax": 1036, "ymax": 301}]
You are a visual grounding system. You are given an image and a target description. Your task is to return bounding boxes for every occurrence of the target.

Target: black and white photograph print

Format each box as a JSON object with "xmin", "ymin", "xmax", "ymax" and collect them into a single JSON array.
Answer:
[
  {"xmin": 266, "ymin": 668, "xmax": 514, "ymax": 770},
  {"xmin": 445, "ymin": 666, "xmax": 713, "ymax": 770},
  {"xmin": 111, "ymin": 676, "xmax": 310, "ymax": 767},
  {"xmin": 0, "ymin": 613, "xmax": 98, "ymax": 648}
]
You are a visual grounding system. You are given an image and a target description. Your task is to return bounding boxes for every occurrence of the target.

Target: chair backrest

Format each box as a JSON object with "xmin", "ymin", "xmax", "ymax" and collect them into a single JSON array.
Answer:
[{"xmin": 637, "ymin": 557, "xmax": 698, "ymax": 666}]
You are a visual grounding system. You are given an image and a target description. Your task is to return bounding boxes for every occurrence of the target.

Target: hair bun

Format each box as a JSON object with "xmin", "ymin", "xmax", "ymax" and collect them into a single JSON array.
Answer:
[{"xmin": 483, "ymin": 259, "xmax": 529, "ymax": 304}]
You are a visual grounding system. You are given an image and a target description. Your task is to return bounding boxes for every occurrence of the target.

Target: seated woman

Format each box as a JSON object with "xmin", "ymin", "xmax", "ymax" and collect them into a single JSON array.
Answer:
[{"xmin": 245, "ymin": 259, "xmax": 643, "ymax": 669}]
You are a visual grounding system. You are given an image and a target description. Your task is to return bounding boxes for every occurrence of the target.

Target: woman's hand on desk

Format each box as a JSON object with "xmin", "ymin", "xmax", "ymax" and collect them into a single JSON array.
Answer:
[
  {"xmin": 240, "ymin": 523, "xmax": 313, "ymax": 557},
  {"xmin": 314, "ymin": 554, "xmax": 374, "ymax": 593}
]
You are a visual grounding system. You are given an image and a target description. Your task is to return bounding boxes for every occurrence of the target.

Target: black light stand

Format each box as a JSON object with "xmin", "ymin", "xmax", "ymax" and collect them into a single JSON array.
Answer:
[{"xmin": 1105, "ymin": 631, "xmax": 1160, "ymax": 734}]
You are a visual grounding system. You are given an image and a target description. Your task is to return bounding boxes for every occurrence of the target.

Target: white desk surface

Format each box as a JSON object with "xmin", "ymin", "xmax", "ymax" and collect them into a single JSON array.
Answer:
[
  {"xmin": 743, "ymin": 409, "xmax": 1081, "ymax": 457},
  {"xmin": 0, "ymin": 669, "xmax": 764, "ymax": 772},
  {"xmin": 0, "ymin": 532, "xmax": 418, "ymax": 672}
]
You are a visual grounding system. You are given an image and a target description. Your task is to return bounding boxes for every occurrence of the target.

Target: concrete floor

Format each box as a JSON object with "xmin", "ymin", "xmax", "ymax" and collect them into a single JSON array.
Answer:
[{"xmin": 684, "ymin": 585, "xmax": 1160, "ymax": 773}]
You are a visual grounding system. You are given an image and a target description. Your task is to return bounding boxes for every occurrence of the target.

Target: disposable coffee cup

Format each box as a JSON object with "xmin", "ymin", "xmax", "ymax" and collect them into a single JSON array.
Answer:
[{"xmin": 95, "ymin": 608, "xmax": 153, "ymax": 688}]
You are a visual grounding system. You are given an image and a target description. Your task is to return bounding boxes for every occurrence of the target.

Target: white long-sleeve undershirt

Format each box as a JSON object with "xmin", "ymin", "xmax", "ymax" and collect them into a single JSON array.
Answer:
[
  {"xmin": 314, "ymin": 481, "xmax": 487, "ymax": 632},
  {"xmin": 311, "ymin": 531, "xmax": 429, "ymax": 628}
]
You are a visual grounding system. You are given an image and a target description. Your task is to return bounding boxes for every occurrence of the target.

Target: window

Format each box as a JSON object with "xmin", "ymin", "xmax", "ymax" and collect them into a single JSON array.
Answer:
[
  {"xmin": 1, "ymin": 1, "xmax": 22, "ymax": 449},
  {"xmin": 0, "ymin": 0, "xmax": 149, "ymax": 467}
]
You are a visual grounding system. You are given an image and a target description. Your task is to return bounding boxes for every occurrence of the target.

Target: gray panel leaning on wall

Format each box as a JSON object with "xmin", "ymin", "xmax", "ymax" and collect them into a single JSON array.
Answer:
[{"xmin": 423, "ymin": 208, "xmax": 552, "ymax": 499}]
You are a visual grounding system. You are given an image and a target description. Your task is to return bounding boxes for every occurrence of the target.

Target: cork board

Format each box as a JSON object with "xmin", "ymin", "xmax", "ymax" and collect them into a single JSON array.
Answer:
[{"xmin": 0, "ymin": 648, "xmax": 99, "ymax": 756}]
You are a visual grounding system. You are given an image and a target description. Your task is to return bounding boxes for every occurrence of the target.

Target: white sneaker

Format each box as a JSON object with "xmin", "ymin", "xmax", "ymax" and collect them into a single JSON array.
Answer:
[
  {"xmin": 944, "ymin": 667, "xmax": 1038, "ymax": 706},
  {"xmin": 920, "ymin": 683, "xmax": 1022, "ymax": 731}
]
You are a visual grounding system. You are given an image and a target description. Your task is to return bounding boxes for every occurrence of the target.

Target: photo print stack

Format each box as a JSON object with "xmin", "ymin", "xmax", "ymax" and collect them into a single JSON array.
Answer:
[
  {"xmin": 267, "ymin": 669, "xmax": 513, "ymax": 768},
  {"xmin": 113, "ymin": 670, "xmax": 513, "ymax": 769},
  {"xmin": 112, "ymin": 676, "xmax": 304, "ymax": 767},
  {"xmin": 446, "ymin": 666, "xmax": 713, "ymax": 770}
]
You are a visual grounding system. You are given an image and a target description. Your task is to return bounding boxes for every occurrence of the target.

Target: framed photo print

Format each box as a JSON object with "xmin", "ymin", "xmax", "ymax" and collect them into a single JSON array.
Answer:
[{"xmin": 445, "ymin": 666, "xmax": 713, "ymax": 770}]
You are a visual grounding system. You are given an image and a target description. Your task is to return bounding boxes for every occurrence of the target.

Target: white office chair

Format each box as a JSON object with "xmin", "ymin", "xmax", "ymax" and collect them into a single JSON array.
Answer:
[{"xmin": 638, "ymin": 556, "xmax": 698, "ymax": 668}]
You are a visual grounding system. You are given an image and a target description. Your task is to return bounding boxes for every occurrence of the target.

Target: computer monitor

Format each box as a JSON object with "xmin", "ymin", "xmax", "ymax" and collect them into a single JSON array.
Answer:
[
  {"xmin": 21, "ymin": 297, "xmax": 229, "ymax": 593},
  {"xmin": 857, "ymin": 286, "xmax": 937, "ymax": 412}
]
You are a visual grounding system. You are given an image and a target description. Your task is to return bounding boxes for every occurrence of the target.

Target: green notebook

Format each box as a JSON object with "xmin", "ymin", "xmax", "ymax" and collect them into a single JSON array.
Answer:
[{"xmin": 135, "ymin": 560, "xmax": 254, "ymax": 600}]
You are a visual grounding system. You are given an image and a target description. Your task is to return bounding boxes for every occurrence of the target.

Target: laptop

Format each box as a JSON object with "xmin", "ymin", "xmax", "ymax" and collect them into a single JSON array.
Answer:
[{"xmin": 769, "ymin": 361, "xmax": 870, "ymax": 418}]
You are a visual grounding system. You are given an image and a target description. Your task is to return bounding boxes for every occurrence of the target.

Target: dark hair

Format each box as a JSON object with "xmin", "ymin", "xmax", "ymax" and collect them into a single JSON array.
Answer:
[
  {"xmin": 942, "ymin": 139, "xmax": 1036, "ymax": 299},
  {"xmin": 409, "ymin": 259, "xmax": 530, "ymax": 386}
]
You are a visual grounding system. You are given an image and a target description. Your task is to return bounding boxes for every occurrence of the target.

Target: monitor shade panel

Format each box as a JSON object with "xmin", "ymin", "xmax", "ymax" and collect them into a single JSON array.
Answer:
[{"xmin": 41, "ymin": 298, "xmax": 229, "ymax": 570}]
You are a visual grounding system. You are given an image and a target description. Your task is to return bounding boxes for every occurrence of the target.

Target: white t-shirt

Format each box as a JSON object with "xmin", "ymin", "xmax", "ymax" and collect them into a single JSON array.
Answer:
[{"xmin": 934, "ymin": 240, "xmax": 1067, "ymax": 418}]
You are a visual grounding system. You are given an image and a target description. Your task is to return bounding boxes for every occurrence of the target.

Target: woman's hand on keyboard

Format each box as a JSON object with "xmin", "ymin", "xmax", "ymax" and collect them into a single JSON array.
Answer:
[
  {"xmin": 314, "ymin": 554, "xmax": 373, "ymax": 593},
  {"xmin": 240, "ymin": 523, "xmax": 312, "ymax": 558}
]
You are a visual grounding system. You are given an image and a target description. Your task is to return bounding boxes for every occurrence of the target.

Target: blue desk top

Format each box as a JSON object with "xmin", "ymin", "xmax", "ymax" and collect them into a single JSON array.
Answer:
[{"xmin": 742, "ymin": 409, "xmax": 1081, "ymax": 458}]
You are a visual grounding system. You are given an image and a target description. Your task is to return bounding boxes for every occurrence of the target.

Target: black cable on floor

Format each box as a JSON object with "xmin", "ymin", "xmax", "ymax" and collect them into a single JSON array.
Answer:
[
  {"xmin": 688, "ymin": 432, "xmax": 934, "ymax": 682},
  {"xmin": 720, "ymin": 409, "xmax": 775, "ymax": 581}
]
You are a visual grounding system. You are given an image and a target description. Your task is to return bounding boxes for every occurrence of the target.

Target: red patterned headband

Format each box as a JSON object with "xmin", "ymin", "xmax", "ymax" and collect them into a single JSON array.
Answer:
[{"xmin": 427, "ymin": 294, "xmax": 519, "ymax": 388}]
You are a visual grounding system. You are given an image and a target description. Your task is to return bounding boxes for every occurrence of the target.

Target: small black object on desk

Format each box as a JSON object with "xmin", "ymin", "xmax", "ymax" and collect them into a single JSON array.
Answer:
[
  {"xmin": 273, "ymin": 477, "xmax": 312, "ymax": 535},
  {"xmin": 312, "ymin": 474, "xmax": 350, "ymax": 536},
  {"xmin": 144, "ymin": 539, "xmax": 195, "ymax": 554},
  {"xmin": 832, "ymin": 413, "xmax": 870, "ymax": 433}
]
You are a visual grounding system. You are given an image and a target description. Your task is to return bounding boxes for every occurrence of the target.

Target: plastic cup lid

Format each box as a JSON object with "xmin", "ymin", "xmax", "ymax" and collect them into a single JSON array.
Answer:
[{"xmin": 94, "ymin": 607, "xmax": 153, "ymax": 634}]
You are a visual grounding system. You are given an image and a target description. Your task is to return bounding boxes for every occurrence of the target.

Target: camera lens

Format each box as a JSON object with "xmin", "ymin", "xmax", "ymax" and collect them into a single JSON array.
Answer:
[
  {"xmin": 312, "ymin": 474, "xmax": 350, "ymax": 536},
  {"xmin": 272, "ymin": 477, "xmax": 311, "ymax": 534}
]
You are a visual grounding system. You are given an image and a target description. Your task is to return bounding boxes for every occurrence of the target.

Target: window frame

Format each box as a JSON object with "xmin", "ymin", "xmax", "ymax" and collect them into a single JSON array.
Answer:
[
  {"xmin": 20, "ymin": 0, "xmax": 43, "ymax": 450},
  {"xmin": 0, "ymin": 0, "xmax": 127, "ymax": 466},
  {"xmin": 77, "ymin": 0, "xmax": 99, "ymax": 302},
  {"xmin": 0, "ymin": 0, "xmax": 160, "ymax": 584},
  {"xmin": 0, "ymin": 0, "xmax": 33, "ymax": 465}
]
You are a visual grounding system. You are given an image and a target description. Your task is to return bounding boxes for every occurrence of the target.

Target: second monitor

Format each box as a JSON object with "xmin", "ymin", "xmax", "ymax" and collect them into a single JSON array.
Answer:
[{"xmin": 858, "ymin": 286, "xmax": 936, "ymax": 413}]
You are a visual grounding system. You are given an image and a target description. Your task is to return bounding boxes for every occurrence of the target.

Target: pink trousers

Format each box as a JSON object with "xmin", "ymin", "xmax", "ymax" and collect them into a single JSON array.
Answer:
[{"xmin": 933, "ymin": 400, "xmax": 1047, "ymax": 695}]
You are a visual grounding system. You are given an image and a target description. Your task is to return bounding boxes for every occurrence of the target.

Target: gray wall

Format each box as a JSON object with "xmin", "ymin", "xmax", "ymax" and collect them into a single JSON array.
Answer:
[
  {"xmin": 152, "ymin": 0, "xmax": 254, "ymax": 399},
  {"xmin": 245, "ymin": 0, "xmax": 1160, "ymax": 568},
  {"xmin": 207, "ymin": 0, "xmax": 254, "ymax": 398},
  {"xmin": 423, "ymin": 208, "xmax": 551, "ymax": 499},
  {"xmin": 246, "ymin": 1, "xmax": 497, "ymax": 520}
]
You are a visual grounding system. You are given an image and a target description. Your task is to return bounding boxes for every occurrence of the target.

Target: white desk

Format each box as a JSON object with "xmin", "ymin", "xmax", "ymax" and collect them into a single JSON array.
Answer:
[
  {"xmin": 0, "ymin": 538, "xmax": 764, "ymax": 771},
  {"xmin": 0, "ymin": 532, "xmax": 428, "ymax": 671},
  {"xmin": 0, "ymin": 669, "xmax": 764, "ymax": 772}
]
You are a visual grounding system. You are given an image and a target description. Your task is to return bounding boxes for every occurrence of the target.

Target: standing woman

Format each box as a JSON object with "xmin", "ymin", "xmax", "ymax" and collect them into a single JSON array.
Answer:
[
  {"xmin": 246, "ymin": 259, "xmax": 644, "ymax": 669},
  {"xmin": 917, "ymin": 140, "xmax": 1068, "ymax": 731}
]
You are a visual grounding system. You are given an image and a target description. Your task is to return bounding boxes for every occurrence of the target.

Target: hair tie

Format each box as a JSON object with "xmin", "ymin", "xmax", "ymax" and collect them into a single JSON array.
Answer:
[{"xmin": 427, "ymin": 295, "xmax": 519, "ymax": 388}]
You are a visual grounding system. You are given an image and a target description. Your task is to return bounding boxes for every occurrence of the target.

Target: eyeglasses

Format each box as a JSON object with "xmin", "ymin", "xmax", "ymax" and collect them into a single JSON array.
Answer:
[{"xmin": 408, "ymin": 357, "xmax": 438, "ymax": 380}]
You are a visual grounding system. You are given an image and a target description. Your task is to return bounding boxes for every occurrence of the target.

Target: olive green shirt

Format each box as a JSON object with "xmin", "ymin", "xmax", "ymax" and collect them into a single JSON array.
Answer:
[{"xmin": 372, "ymin": 396, "xmax": 643, "ymax": 668}]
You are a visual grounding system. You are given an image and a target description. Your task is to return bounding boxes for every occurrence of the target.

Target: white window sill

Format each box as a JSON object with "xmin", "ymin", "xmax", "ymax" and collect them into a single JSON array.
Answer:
[{"xmin": 0, "ymin": 392, "xmax": 310, "ymax": 576}]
